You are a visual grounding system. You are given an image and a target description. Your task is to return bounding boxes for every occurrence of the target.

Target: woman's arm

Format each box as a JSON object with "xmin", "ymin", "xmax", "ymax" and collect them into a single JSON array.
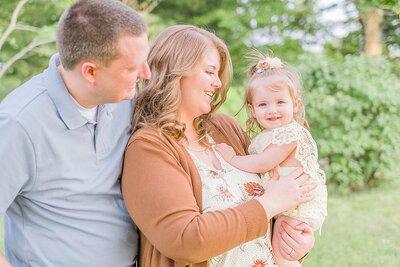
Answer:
[
  {"xmin": 273, "ymin": 216, "xmax": 315, "ymax": 262},
  {"xmin": 122, "ymin": 134, "xmax": 269, "ymax": 265},
  {"xmin": 0, "ymin": 254, "xmax": 12, "ymax": 267},
  {"xmin": 122, "ymin": 129, "xmax": 316, "ymax": 264},
  {"xmin": 215, "ymin": 141, "xmax": 297, "ymax": 173}
]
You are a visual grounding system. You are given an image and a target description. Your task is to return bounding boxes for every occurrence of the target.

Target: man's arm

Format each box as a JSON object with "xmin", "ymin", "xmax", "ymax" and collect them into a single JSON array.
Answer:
[
  {"xmin": 0, "ymin": 254, "xmax": 12, "ymax": 267},
  {"xmin": 0, "ymin": 114, "xmax": 36, "ymax": 266},
  {"xmin": 0, "ymin": 114, "xmax": 35, "ymax": 213}
]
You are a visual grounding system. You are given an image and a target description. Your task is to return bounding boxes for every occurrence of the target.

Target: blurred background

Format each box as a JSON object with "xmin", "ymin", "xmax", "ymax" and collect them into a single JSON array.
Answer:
[{"xmin": 1, "ymin": 0, "xmax": 399, "ymax": 265}]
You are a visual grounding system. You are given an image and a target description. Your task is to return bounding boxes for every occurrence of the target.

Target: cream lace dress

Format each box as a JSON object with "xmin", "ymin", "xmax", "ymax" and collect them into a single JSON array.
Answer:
[
  {"xmin": 248, "ymin": 122, "xmax": 328, "ymax": 232},
  {"xmin": 187, "ymin": 138, "xmax": 277, "ymax": 267}
]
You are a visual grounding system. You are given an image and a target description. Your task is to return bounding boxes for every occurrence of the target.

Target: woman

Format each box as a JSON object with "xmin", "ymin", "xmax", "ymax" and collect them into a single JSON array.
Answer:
[{"xmin": 122, "ymin": 25, "xmax": 316, "ymax": 266}]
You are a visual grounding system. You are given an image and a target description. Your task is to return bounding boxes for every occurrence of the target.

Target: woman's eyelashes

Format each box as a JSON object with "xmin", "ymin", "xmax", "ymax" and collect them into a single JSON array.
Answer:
[{"xmin": 205, "ymin": 70, "xmax": 215, "ymax": 75}]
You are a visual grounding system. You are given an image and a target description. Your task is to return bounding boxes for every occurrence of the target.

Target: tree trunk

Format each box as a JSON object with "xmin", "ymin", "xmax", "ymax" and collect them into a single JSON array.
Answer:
[{"xmin": 360, "ymin": 9, "xmax": 383, "ymax": 56}]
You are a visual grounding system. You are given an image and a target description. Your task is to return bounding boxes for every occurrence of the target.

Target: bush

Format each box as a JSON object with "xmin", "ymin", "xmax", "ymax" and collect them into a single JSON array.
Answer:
[{"xmin": 298, "ymin": 54, "xmax": 400, "ymax": 191}]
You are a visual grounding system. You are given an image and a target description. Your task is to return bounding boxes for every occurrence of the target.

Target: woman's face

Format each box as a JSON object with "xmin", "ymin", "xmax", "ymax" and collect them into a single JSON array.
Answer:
[{"xmin": 178, "ymin": 46, "xmax": 222, "ymax": 122}]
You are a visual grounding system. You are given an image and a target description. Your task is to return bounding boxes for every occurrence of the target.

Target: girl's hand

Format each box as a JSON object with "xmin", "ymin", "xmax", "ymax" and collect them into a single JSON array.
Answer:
[
  {"xmin": 273, "ymin": 216, "xmax": 315, "ymax": 261},
  {"xmin": 257, "ymin": 168, "xmax": 317, "ymax": 219},
  {"xmin": 214, "ymin": 143, "xmax": 237, "ymax": 162}
]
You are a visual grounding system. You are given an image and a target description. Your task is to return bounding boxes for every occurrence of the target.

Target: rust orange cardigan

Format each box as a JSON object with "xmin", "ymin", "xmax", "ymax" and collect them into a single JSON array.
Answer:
[{"xmin": 122, "ymin": 113, "xmax": 269, "ymax": 267}]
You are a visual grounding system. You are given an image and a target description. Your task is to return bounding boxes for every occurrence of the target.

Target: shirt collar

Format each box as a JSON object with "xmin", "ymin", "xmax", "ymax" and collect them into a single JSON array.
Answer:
[
  {"xmin": 45, "ymin": 54, "xmax": 121, "ymax": 129},
  {"xmin": 45, "ymin": 54, "xmax": 89, "ymax": 130}
]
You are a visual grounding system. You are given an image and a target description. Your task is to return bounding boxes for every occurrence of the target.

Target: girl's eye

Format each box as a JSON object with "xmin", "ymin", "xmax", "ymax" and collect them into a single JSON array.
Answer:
[
  {"xmin": 206, "ymin": 71, "xmax": 214, "ymax": 75},
  {"xmin": 278, "ymin": 101, "xmax": 285, "ymax": 104},
  {"xmin": 258, "ymin": 103, "xmax": 266, "ymax": 107}
]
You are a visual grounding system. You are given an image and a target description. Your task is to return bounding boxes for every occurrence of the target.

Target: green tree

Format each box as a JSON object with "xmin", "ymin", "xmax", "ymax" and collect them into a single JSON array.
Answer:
[
  {"xmin": 325, "ymin": 0, "xmax": 400, "ymax": 57},
  {"xmin": 151, "ymin": 0, "xmax": 323, "ymax": 82},
  {"xmin": 0, "ymin": 0, "xmax": 74, "ymax": 99},
  {"xmin": 0, "ymin": 0, "xmax": 165, "ymax": 100},
  {"xmin": 298, "ymin": 53, "xmax": 400, "ymax": 191}
]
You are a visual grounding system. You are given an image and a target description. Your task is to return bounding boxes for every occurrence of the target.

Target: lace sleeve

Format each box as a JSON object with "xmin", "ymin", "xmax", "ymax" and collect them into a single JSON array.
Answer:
[
  {"xmin": 291, "ymin": 123, "xmax": 325, "ymax": 184},
  {"xmin": 248, "ymin": 122, "xmax": 299, "ymax": 155},
  {"xmin": 269, "ymin": 122, "xmax": 302, "ymax": 146},
  {"xmin": 274, "ymin": 123, "xmax": 328, "ymax": 232}
]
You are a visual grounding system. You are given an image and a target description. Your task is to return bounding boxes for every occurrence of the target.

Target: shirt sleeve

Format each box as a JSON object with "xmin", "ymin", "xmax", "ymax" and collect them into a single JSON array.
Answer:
[
  {"xmin": 122, "ymin": 134, "xmax": 268, "ymax": 265},
  {"xmin": 0, "ymin": 113, "xmax": 36, "ymax": 216}
]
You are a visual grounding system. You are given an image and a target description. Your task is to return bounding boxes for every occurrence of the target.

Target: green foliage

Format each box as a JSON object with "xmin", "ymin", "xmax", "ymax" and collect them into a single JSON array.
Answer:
[
  {"xmin": 151, "ymin": 0, "xmax": 322, "ymax": 83},
  {"xmin": 297, "ymin": 53, "xmax": 400, "ymax": 191},
  {"xmin": 219, "ymin": 84, "xmax": 248, "ymax": 128},
  {"xmin": 325, "ymin": 0, "xmax": 400, "ymax": 57},
  {"xmin": 0, "ymin": 0, "xmax": 73, "ymax": 97}
]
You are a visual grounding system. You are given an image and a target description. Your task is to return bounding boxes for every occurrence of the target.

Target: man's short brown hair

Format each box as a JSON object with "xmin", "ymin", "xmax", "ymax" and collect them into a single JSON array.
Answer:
[{"xmin": 57, "ymin": 0, "xmax": 147, "ymax": 69}]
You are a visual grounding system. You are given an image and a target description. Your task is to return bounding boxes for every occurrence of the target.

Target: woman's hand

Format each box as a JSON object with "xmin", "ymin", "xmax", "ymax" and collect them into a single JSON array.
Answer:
[
  {"xmin": 214, "ymin": 143, "xmax": 236, "ymax": 162},
  {"xmin": 257, "ymin": 168, "xmax": 316, "ymax": 219},
  {"xmin": 273, "ymin": 216, "xmax": 315, "ymax": 261}
]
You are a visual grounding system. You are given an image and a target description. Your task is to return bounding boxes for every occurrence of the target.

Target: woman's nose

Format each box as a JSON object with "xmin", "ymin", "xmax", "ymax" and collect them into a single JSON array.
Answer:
[{"xmin": 212, "ymin": 76, "xmax": 222, "ymax": 88}]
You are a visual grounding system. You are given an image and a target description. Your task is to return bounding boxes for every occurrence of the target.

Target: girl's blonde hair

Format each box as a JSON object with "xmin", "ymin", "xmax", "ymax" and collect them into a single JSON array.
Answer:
[
  {"xmin": 244, "ymin": 49, "xmax": 308, "ymax": 137},
  {"xmin": 132, "ymin": 25, "xmax": 233, "ymax": 144}
]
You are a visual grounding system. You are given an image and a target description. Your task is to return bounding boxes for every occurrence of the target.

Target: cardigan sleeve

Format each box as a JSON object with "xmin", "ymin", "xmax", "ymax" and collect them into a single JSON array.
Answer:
[{"xmin": 122, "ymin": 132, "xmax": 268, "ymax": 265}]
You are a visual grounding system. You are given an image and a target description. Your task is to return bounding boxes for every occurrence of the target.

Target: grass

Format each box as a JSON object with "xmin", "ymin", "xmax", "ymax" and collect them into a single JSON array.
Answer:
[
  {"xmin": 303, "ymin": 180, "xmax": 400, "ymax": 267},
  {"xmin": 2, "ymin": 182, "xmax": 400, "ymax": 265}
]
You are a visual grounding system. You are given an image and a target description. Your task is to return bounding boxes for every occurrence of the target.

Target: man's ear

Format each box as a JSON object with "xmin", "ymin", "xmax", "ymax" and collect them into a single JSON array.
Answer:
[
  {"xmin": 81, "ymin": 61, "xmax": 97, "ymax": 84},
  {"xmin": 293, "ymin": 98, "xmax": 301, "ymax": 113}
]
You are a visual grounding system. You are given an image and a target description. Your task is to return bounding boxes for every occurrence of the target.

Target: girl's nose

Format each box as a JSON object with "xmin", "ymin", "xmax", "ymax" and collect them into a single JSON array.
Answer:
[{"xmin": 267, "ymin": 105, "xmax": 277, "ymax": 114}]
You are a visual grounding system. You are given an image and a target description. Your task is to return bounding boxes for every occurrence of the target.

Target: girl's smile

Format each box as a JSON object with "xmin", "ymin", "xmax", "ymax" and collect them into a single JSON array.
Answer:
[{"xmin": 249, "ymin": 82, "xmax": 300, "ymax": 131}]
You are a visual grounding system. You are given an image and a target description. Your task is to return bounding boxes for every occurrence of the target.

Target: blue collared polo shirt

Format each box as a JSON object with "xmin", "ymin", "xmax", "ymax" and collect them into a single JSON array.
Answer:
[{"xmin": 0, "ymin": 54, "xmax": 137, "ymax": 266}]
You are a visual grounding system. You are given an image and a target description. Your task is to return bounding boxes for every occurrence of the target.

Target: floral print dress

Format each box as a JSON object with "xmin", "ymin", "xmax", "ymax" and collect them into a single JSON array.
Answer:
[{"xmin": 187, "ymin": 138, "xmax": 278, "ymax": 267}]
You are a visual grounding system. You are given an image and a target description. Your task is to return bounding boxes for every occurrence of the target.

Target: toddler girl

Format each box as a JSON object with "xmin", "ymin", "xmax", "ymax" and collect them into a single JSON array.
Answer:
[{"xmin": 215, "ymin": 52, "xmax": 327, "ymax": 266}]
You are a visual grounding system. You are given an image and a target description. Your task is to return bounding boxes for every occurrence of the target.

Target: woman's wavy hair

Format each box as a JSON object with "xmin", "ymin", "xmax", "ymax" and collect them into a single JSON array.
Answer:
[
  {"xmin": 132, "ymin": 25, "xmax": 233, "ymax": 144},
  {"xmin": 244, "ymin": 49, "xmax": 308, "ymax": 138}
]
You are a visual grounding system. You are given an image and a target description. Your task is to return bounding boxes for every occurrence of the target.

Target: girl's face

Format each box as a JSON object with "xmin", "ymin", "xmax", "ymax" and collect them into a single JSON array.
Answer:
[
  {"xmin": 178, "ymin": 46, "xmax": 222, "ymax": 122},
  {"xmin": 249, "ymin": 81, "xmax": 300, "ymax": 131}
]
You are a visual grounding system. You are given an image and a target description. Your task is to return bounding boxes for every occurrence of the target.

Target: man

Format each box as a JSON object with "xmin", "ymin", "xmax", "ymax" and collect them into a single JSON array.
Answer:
[{"xmin": 0, "ymin": 0, "xmax": 150, "ymax": 266}]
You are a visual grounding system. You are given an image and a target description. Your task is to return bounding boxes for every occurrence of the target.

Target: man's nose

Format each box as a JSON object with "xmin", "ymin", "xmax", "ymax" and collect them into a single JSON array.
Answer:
[{"xmin": 140, "ymin": 62, "xmax": 151, "ymax": 80}]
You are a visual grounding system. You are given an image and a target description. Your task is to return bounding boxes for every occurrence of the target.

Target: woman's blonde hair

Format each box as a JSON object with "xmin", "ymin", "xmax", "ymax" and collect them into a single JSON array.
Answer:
[
  {"xmin": 244, "ymin": 49, "xmax": 308, "ymax": 137},
  {"xmin": 132, "ymin": 25, "xmax": 233, "ymax": 144}
]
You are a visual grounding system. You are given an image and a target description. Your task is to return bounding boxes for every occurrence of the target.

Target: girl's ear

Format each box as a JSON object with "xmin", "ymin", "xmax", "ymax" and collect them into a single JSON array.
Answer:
[
  {"xmin": 248, "ymin": 104, "xmax": 256, "ymax": 118},
  {"xmin": 293, "ymin": 98, "xmax": 301, "ymax": 113}
]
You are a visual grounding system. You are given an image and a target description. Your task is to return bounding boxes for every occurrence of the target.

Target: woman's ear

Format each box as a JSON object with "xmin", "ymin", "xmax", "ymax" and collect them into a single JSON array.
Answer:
[
  {"xmin": 81, "ymin": 61, "xmax": 97, "ymax": 84},
  {"xmin": 293, "ymin": 98, "xmax": 301, "ymax": 113}
]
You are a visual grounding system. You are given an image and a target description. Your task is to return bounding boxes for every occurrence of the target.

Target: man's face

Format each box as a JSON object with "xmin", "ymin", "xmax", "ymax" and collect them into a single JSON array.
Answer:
[{"xmin": 94, "ymin": 33, "xmax": 151, "ymax": 104}]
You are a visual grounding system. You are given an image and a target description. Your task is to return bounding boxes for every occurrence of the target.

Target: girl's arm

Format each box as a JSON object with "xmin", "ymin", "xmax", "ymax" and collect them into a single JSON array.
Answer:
[{"xmin": 215, "ymin": 141, "xmax": 297, "ymax": 173}]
